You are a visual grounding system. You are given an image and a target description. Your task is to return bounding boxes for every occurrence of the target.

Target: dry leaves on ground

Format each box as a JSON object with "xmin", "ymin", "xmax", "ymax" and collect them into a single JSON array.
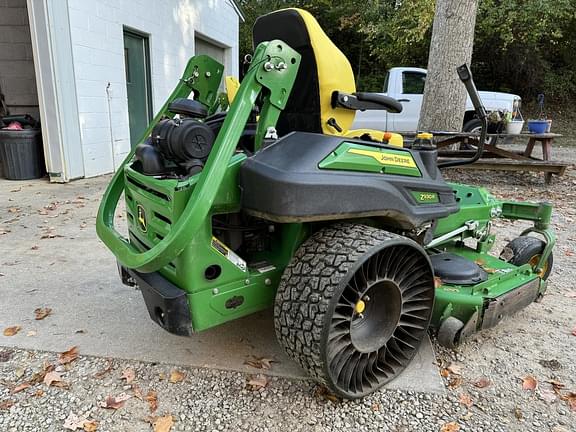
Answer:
[
  {"xmin": 145, "ymin": 390, "xmax": 158, "ymax": 412},
  {"xmin": 58, "ymin": 346, "xmax": 79, "ymax": 365},
  {"xmin": 152, "ymin": 415, "xmax": 174, "ymax": 432},
  {"xmin": 93, "ymin": 360, "xmax": 113, "ymax": 379},
  {"xmin": 34, "ymin": 307, "xmax": 52, "ymax": 320},
  {"xmin": 559, "ymin": 392, "xmax": 576, "ymax": 412},
  {"xmin": 447, "ymin": 376, "xmax": 463, "ymax": 389},
  {"xmin": 473, "ymin": 376, "xmax": 491, "ymax": 389},
  {"xmin": 120, "ymin": 368, "xmax": 135, "ymax": 384},
  {"xmin": 441, "ymin": 421, "xmax": 460, "ymax": 432},
  {"xmin": 3, "ymin": 326, "xmax": 21, "ymax": 337},
  {"xmin": 314, "ymin": 385, "xmax": 339, "ymax": 403},
  {"xmin": 458, "ymin": 393, "xmax": 473, "ymax": 408},
  {"xmin": 11, "ymin": 383, "xmax": 31, "ymax": 394},
  {"xmin": 63, "ymin": 412, "xmax": 98, "ymax": 431},
  {"xmin": 246, "ymin": 374, "xmax": 270, "ymax": 391},
  {"xmin": 168, "ymin": 370, "xmax": 186, "ymax": 384},
  {"xmin": 521, "ymin": 375, "xmax": 538, "ymax": 391},
  {"xmin": 100, "ymin": 393, "xmax": 131, "ymax": 410},
  {"xmin": 43, "ymin": 371, "xmax": 69, "ymax": 388},
  {"xmin": 244, "ymin": 356, "xmax": 274, "ymax": 370},
  {"xmin": 0, "ymin": 400, "xmax": 15, "ymax": 410}
]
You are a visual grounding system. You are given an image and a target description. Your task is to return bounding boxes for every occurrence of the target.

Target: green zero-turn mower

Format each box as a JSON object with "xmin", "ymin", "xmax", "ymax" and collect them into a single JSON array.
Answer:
[{"xmin": 96, "ymin": 9, "xmax": 556, "ymax": 399}]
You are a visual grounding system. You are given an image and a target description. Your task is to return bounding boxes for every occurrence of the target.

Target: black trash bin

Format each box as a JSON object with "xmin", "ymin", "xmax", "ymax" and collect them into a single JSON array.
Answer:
[{"xmin": 0, "ymin": 129, "xmax": 45, "ymax": 180}]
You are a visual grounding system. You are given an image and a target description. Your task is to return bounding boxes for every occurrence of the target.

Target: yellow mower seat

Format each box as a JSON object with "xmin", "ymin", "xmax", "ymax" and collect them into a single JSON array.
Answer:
[{"xmin": 253, "ymin": 8, "xmax": 403, "ymax": 147}]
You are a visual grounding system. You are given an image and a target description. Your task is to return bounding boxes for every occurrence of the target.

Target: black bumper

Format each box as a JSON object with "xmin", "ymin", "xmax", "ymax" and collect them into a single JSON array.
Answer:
[{"xmin": 120, "ymin": 264, "xmax": 193, "ymax": 336}]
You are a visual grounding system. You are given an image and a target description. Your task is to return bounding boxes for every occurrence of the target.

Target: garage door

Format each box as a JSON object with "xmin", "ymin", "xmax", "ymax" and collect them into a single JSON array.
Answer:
[{"xmin": 195, "ymin": 36, "xmax": 227, "ymax": 88}]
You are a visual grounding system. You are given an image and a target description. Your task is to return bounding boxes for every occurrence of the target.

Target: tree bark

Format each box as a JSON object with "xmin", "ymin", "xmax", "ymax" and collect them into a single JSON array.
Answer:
[{"xmin": 418, "ymin": 0, "xmax": 478, "ymax": 132}]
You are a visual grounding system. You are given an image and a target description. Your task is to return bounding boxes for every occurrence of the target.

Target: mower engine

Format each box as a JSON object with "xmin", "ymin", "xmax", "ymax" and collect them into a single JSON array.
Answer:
[{"xmin": 135, "ymin": 98, "xmax": 215, "ymax": 178}]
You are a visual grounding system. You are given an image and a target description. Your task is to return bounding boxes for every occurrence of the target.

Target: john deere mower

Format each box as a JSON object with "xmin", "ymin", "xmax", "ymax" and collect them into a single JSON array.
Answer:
[{"xmin": 96, "ymin": 9, "xmax": 555, "ymax": 398}]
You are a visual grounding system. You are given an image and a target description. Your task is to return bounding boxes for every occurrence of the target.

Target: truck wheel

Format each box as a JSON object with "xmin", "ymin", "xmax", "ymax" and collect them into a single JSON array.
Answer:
[
  {"xmin": 274, "ymin": 223, "xmax": 435, "ymax": 399},
  {"xmin": 500, "ymin": 236, "xmax": 553, "ymax": 280},
  {"xmin": 463, "ymin": 118, "xmax": 497, "ymax": 146}
]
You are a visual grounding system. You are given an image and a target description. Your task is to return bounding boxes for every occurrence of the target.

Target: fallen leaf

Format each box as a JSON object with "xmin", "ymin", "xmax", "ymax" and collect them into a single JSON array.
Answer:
[
  {"xmin": 441, "ymin": 421, "xmax": 460, "ymax": 432},
  {"xmin": 440, "ymin": 368, "xmax": 450, "ymax": 378},
  {"xmin": 145, "ymin": 390, "xmax": 158, "ymax": 412},
  {"xmin": 0, "ymin": 400, "xmax": 15, "ymax": 410},
  {"xmin": 63, "ymin": 412, "xmax": 96, "ymax": 431},
  {"xmin": 371, "ymin": 402, "xmax": 380, "ymax": 411},
  {"xmin": 314, "ymin": 385, "xmax": 339, "ymax": 403},
  {"xmin": 15, "ymin": 367, "xmax": 25, "ymax": 378},
  {"xmin": 246, "ymin": 374, "xmax": 270, "ymax": 391},
  {"xmin": 473, "ymin": 376, "xmax": 491, "ymax": 389},
  {"xmin": 58, "ymin": 346, "xmax": 79, "ymax": 364},
  {"xmin": 521, "ymin": 375, "xmax": 537, "ymax": 391},
  {"xmin": 158, "ymin": 372, "xmax": 166, "ymax": 381},
  {"xmin": 559, "ymin": 392, "xmax": 576, "ymax": 412},
  {"xmin": 44, "ymin": 371, "xmax": 63, "ymax": 387},
  {"xmin": 152, "ymin": 415, "xmax": 174, "ymax": 432},
  {"xmin": 83, "ymin": 420, "xmax": 98, "ymax": 432},
  {"xmin": 93, "ymin": 360, "xmax": 113, "ymax": 379},
  {"xmin": 120, "ymin": 368, "xmax": 135, "ymax": 384},
  {"xmin": 34, "ymin": 389, "xmax": 44, "ymax": 397},
  {"xmin": 447, "ymin": 363, "xmax": 463, "ymax": 375},
  {"xmin": 168, "ymin": 370, "xmax": 186, "ymax": 384},
  {"xmin": 34, "ymin": 307, "xmax": 52, "ymax": 320},
  {"xmin": 514, "ymin": 407, "xmax": 523, "ymax": 420},
  {"xmin": 0, "ymin": 350, "xmax": 14, "ymax": 362},
  {"xmin": 460, "ymin": 411, "xmax": 473, "ymax": 421},
  {"xmin": 549, "ymin": 379, "xmax": 565, "ymax": 391},
  {"xmin": 539, "ymin": 359, "xmax": 562, "ymax": 371},
  {"xmin": 244, "ymin": 356, "xmax": 274, "ymax": 370},
  {"xmin": 3, "ymin": 326, "xmax": 21, "ymax": 337},
  {"xmin": 131, "ymin": 384, "xmax": 143, "ymax": 400},
  {"xmin": 458, "ymin": 393, "xmax": 473, "ymax": 408},
  {"xmin": 11, "ymin": 383, "xmax": 30, "ymax": 394},
  {"xmin": 539, "ymin": 388, "xmax": 557, "ymax": 403},
  {"xmin": 29, "ymin": 362, "xmax": 54, "ymax": 384},
  {"xmin": 7, "ymin": 207, "xmax": 20, "ymax": 213},
  {"xmin": 100, "ymin": 393, "xmax": 131, "ymax": 410},
  {"xmin": 448, "ymin": 376, "xmax": 463, "ymax": 389}
]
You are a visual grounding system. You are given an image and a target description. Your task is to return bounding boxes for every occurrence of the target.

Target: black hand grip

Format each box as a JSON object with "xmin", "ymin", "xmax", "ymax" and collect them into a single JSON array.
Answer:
[{"xmin": 397, "ymin": 98, "xmax": 411, "ymax": 102}]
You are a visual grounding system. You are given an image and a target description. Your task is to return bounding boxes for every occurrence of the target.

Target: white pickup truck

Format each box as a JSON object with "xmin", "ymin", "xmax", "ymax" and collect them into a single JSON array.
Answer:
[{"xmin": 352, "ymin": 67, "xmax": 521, "ymax": 133}]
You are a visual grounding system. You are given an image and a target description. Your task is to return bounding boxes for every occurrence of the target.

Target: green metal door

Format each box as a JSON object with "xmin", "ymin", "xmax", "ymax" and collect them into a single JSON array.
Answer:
[{"xmin": 123, "ymin": 30, "xmax": 152, "ymax": 147}]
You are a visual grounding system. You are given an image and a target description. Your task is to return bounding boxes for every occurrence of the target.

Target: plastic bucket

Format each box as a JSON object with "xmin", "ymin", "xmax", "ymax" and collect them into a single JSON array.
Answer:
[
  {"xmin": 506, "ymin": 120, "xmax": 524, "ymax": 134},
  {"xmin": 527, "ymin": 120, "xmax": 548, "ymax": 134},
  {"xmin": 0, "ymin": 129, "xmax": 45, "ymax": 180}
]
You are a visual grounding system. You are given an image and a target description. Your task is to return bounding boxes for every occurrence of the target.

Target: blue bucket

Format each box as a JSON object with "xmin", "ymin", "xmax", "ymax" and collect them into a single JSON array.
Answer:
[{"xmin": 527, "ymin": 120, "xmax": 548, "ymax": 134}]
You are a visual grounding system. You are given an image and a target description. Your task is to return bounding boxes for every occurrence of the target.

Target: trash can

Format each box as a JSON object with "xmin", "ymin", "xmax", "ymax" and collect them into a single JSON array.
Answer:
[{"xmin": 0, "ymin": 129, "xmax": 45, "ymax": 180}]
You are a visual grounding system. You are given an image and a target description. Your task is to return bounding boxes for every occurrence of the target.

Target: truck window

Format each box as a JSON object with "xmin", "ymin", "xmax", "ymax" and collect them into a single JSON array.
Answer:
[
  {"xmin": 402, "ymin": 71, "xmax": 426, "ymax": 94},
  {"xmin": 382, "ymin": 71, "xmax": 389, "ymax": 93}
]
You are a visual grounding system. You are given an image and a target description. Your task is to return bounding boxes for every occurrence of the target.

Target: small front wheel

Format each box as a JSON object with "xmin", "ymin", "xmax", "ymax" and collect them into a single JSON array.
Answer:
[
  {"xmin": 500, "ymin": 236, "xmax": 553, "ymax": 280},
  {"xmin": 437, "ymin": 317, "xmax": 464, "ymax": 349}
]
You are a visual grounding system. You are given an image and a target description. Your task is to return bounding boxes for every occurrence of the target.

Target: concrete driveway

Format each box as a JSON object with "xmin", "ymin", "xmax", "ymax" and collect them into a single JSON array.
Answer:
[{"xmin": 0, "ymin": 176, "xmax": 443, "ymax": 394}]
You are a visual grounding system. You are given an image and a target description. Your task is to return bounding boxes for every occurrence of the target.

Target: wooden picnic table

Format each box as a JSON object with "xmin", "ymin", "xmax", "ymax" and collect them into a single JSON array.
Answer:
[{"xmin": 431, "ymin": 131, "xmax": 568, "ymax": 185}]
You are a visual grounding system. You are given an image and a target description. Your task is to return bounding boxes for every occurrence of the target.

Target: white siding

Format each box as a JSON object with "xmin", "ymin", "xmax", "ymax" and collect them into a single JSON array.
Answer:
[{"xmin": 67, "ymin": 0, "xmax": 239, "ymax": 177}]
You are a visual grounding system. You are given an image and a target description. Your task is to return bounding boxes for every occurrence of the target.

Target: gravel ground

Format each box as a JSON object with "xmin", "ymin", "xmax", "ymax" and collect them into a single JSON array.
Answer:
[{"xmin": 1, "ymin": 145, "xmax": 575, "ymax": 432}]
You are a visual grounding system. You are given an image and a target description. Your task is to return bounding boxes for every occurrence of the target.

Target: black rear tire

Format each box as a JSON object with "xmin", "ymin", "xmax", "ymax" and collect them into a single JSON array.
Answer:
[
  {"xmin": 500, "ymin": 236, "xmax": 553, "ymax": 280},
  {"xmin": 274, "ymin": 223, "xmax": 435, "ymax": 399}
]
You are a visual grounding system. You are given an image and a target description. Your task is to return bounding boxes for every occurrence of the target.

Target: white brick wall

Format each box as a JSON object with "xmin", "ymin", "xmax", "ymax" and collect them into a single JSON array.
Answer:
[{"xmin": 66, "ymin": 0, "xmax": 239, "ymax": 177}]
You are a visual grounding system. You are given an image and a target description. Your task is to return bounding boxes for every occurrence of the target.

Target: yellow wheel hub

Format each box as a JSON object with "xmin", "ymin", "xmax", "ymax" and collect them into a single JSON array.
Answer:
[
  {"xmin": 355, "ymin": 300, "xmax": 366, "ymax": 314},
  {"xmin": 528, "ymin": 254, "xmax": 548, "ymax": 278}
]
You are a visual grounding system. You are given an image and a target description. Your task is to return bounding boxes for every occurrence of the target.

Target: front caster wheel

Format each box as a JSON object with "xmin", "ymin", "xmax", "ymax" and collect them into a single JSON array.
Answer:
[
  {"xmin": 437, "ymin": 317, "xmax": 464, "ymax": 349},
  {"xmin": 500, "ymin": 236, "xmax": 553, "ymax": 280},
  {"xmin": 274, "ymin": 224, "xmax": 435, "ymax": 399}
]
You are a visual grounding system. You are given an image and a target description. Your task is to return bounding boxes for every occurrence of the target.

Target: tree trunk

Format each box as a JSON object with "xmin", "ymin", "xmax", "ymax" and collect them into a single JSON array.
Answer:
[{"xmin": 418, "ymin": 0, "xmax": 478, "ymax": 132}]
